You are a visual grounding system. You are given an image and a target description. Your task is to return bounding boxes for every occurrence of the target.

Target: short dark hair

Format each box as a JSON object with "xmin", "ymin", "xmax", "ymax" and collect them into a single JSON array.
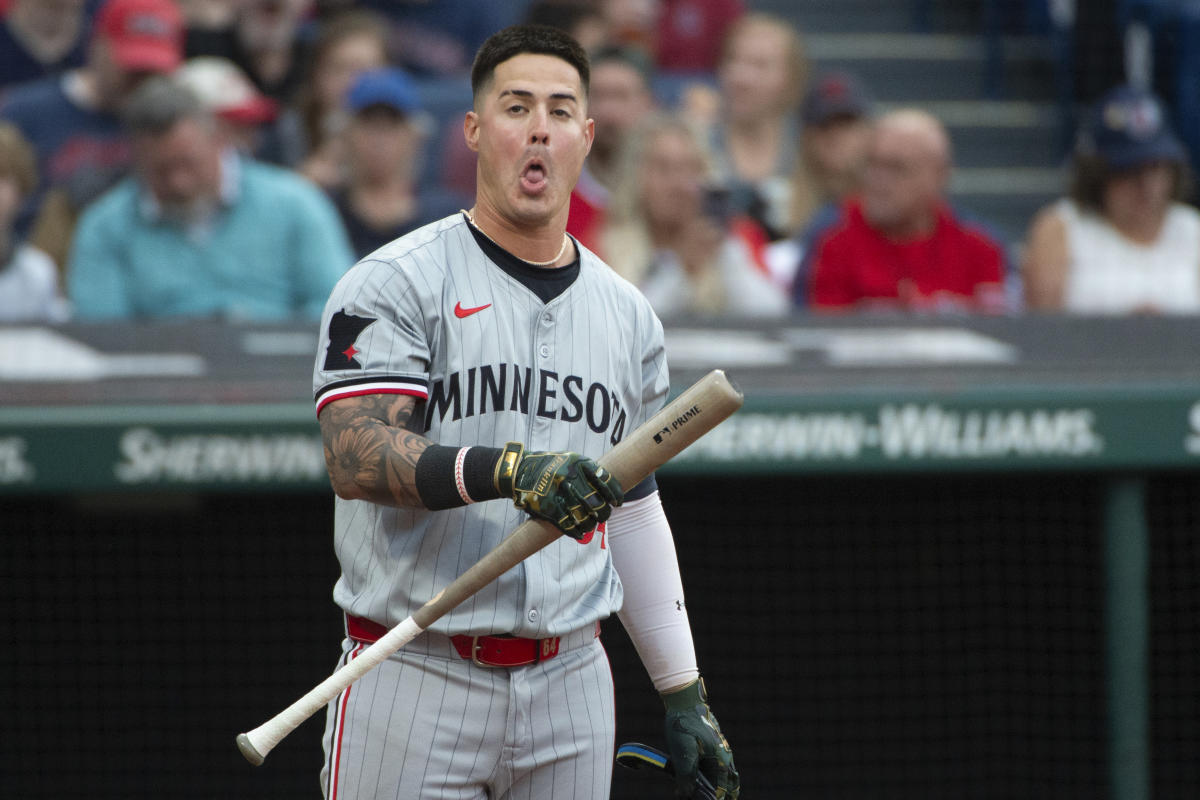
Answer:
[
  {"xmin": 470, "ymin": 24, "xmax": 590, "ymax": 100},
  {"xmin": 1068, "ymin": 152, "xmax": 1191, "ymax": 213}
]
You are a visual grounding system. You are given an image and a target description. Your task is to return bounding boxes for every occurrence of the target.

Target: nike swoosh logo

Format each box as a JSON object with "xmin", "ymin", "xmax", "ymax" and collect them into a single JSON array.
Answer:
[{"xmin": 454, "ymin": 301, "xmax": 492, "ymax": 319}]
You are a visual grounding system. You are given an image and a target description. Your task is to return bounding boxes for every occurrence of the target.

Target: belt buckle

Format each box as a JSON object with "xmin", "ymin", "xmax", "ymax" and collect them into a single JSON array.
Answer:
[
  {"xmin": 469, "ymin": 636, "xmax": 491, "ymax": 667},
  {"xmin": 469, "ymin": 634, "xmax": 559, "ymax": 668},
  {"xmin": 470, "ymin": 635, "xmax": 503, "ymax": 668}
]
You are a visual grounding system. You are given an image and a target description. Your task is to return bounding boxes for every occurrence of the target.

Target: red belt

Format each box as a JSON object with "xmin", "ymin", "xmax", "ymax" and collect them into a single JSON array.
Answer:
[{"xmin": 345, "ymin": 614, "xmax": 598, "ymax": 669}]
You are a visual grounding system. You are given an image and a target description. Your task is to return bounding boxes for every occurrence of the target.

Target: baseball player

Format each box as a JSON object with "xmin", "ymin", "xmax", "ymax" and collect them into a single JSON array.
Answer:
[{"xmin": 311, "ymin": 24, "xmax": 738, "ymax": 800}]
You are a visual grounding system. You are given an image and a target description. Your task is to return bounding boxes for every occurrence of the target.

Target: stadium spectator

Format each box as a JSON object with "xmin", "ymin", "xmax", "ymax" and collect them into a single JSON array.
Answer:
[
  {"xmin": 655, "ymin": 0, "xmax": 745, "ymax": 72},
  {"xmin": 0, "ymin": 0, "xmax": 90, "ymax": 94},
  {"xmin": 1023, "ymin": 85, "xmax": 1200, "ymax": 314},
  {"xmin": 803, "ymin": 109, "xmax": 1008, "ymax": 313},
  {"xmin": 1, "ymin": 0, "xmax": 183, "ymax": 261},
  {"xmin": 594, "ymin": 0, "xmax": 745, "ymax": 71},
  {"xmin": 183, "ymin": 0, "xmax": 313, "ymax": 104},
  {"xmin": 356, "ymin": 0, "xmax": 521, "ymax": 77},
  {"xmin": 523, "ymin": 1, "xmax": 610, "ymax": 54},
  {"xmin": 293, "ymin": 9, "xmax": 390, "ymax": 189},
  {"xmin": 791, "ymin": 70, "xmax": 875, "ymax": 232},
  {"xmin": 0, "ymin": 123, "xmax": 69, "ymax": 323},
  {"xmin": 710, "ymin": 12, "xmax": 808, "ymax": 241},
  {"xmin": 67, "ymin": 76, "xmax": 353, "ymax": 320},
  {"xmin": 601, "ymin": 112, "xmax": 787, "ymax": 318},
  {"xmin": 768, "ymin": 70, "xmax": 876, "ymax": 293},
  {"xmin": 329, "ymin": 68, "xmax": 467, "ymax": 259},
  {"xmin": 599, "ymin": 0, "xmax": 659, "ymax": 58},
  {"xmin": 176, "ymin": 56, "xmax": 281, "ymax": 159},
  {"xmin": 567, "ymin": 45, "xmax": 656, "ymax": 253}
]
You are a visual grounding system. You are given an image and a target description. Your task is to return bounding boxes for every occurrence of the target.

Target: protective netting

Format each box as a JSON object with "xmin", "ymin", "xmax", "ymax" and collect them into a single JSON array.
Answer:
[
  {"xmin": 6, "ymin": 474, "xmax": 1199, "ymax": 798},
  {"xmin": 3, "ymin": 494, "xmax": 342, "ymax": 799},
  {"xmin": 612, "ymin": 474, "xmax": 1109, "ymax": 799},
  {"xmin": 1148, "ymin": 475, "xmax": 1200, "ymax": 800}
]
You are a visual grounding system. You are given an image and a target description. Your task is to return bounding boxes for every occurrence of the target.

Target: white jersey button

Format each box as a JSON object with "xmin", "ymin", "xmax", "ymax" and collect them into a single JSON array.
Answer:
[
  {"xmin": 527, "ymin": 608, "xmax": 539, "ymax": 622},
  {"xmin": 538, "ymin": 344, "xmax": 550, "ymax": 358}
]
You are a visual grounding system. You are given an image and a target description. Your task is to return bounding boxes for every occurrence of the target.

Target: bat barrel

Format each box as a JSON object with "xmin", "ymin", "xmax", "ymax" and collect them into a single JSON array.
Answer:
[{"xmin": 601, "ymin": 368, "xmax": 743, "ymax": 487}]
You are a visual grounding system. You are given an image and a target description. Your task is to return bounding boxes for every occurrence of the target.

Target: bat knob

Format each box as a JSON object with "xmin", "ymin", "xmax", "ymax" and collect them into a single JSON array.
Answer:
[{"xmin": 236, "ymin": 733, "xmax": 266, "ymax": 766}]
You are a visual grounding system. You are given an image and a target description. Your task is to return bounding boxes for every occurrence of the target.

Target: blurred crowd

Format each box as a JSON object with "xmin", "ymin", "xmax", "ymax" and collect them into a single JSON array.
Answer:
[{"xmin": 1, "ymin": 0, "xmax": 1197, "ymax": 324}]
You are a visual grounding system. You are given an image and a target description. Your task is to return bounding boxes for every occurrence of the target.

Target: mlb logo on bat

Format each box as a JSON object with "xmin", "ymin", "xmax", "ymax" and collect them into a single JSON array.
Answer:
[{"xmin": 653, "ymin": 426, "xmax": 671, "ymax": 444}]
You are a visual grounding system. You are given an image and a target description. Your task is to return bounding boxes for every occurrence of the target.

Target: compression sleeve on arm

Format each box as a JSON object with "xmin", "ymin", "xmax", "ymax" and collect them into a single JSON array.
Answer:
[{"xmin": 607, "ymin": 490, "xmax": 700, "ymax": 692}]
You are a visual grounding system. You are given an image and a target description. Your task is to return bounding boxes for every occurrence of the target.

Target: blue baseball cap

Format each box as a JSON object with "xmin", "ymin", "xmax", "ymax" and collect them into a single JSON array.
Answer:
[
  {"xmin": 345, "ymin": 68, "xmax": 422, "ymax": 116},
  {"xmin": 1077, "ymin": 85, "xmax": 1186, "ymax": 170},
  {"xmin": 802, "ymin": 71, "xmax": 873, "ymax": 125}
]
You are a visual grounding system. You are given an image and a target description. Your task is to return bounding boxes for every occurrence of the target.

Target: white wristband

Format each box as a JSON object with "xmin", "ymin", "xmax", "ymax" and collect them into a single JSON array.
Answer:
[{"xmin": 453, "ymin": 446, "xmax": 473, "ymax": 504}]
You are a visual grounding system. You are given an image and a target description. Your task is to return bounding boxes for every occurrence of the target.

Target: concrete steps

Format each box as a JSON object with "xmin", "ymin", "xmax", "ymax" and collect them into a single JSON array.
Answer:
[
  {"xmin": 896, "ymin": 101, "xmax": 1064, "ymax": 169},
  {"xmin": 778, "ymin": 0, "xmax": 925, "ymax": 34},
  {"xmin": 803, "ymin": 33, "xmax": 1055, "ymax": 103},
  {"xmin": 951, "ymin": 166, "xmax": 1063, "ymax": 243}
]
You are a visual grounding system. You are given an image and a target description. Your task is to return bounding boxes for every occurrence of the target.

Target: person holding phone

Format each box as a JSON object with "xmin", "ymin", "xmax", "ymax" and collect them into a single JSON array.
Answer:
[{"xmin": 600, "ymin": 111, "xmax": 788, "ymax": 318}]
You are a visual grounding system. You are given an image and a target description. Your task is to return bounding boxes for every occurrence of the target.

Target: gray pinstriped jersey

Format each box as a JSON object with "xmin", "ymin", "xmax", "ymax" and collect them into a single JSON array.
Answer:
[{"xmin": 312, "ymin": 213, "xmax": 669, "ymax": 639}]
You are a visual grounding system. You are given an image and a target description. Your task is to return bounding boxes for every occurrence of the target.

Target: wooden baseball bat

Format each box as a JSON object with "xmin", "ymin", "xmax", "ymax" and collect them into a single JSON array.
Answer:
[{"xmin": 237, "ymin": 368, "xmax": 743, "ymax": 765}]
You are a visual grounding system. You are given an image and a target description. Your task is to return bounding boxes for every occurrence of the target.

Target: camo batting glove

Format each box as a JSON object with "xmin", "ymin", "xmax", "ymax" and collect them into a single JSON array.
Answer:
[
  {"xmin": 494, "ymin": 442, "xmax": 623, "ymax": 539},
  {"xmin": 661, "ymin": 678, "xmax": 740, "ymax": 800}
]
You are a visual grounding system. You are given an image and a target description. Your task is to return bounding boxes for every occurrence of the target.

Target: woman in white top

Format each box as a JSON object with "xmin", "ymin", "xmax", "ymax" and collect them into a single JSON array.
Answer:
[
  {"xmin": 600, "ymin": 111, "xmax": 789, "ymax": 318},
  {"xmin": 1023, "ymin": 85, "xmax": 1200, "ymax": 314}
]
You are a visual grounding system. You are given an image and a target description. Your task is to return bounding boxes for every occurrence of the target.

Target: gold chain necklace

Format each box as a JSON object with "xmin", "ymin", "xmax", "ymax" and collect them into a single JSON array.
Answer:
[{"xmin": 464, "ymin": 209, "xmax": 569, "ymax": 267}]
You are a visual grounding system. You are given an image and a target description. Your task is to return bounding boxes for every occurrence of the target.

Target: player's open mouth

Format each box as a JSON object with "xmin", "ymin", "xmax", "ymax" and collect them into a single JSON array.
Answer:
[{"xmin": 520, "ymin": 160, "xmax": 548, "ymax": 194}]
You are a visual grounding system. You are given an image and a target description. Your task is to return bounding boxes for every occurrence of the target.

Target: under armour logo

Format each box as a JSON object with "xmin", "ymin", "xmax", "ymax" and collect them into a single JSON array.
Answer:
[{"xmin": 675, "ymin": 600, "xmax": 685, "ymax": 611}]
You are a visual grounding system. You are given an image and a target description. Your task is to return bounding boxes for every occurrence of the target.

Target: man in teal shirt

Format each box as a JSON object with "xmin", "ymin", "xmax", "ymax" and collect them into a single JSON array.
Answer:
[{"xmin": 69, "ymin": 75, "xmax": 353, "ymax": 321}]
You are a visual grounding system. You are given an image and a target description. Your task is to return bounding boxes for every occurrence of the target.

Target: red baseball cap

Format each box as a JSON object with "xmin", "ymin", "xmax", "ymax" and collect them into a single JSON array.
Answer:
[{"xmin": 94, "ymin": 0, "xmax": 184, "ymax": 73}]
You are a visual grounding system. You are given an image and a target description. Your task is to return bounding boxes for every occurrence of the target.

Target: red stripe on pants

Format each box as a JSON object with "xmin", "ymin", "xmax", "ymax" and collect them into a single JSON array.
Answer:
[{"xmin": 329, "ymin": 643, "xmax": 364, "ymax": 800}]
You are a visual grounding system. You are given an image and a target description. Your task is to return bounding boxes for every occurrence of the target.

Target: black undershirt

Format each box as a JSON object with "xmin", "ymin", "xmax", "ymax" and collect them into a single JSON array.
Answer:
[
  {"xmin": 460, "ymin": 213, "xmax": 659, "ymax": 502},
  {"xmin": 463, "ymin": 212, "xmax": 579, "ymax": 304}
]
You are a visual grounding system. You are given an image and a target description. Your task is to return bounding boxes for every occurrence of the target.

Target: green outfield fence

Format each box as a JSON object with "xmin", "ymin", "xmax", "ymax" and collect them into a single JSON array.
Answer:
[
  {"xmin": 5, "ymin": 316, "xmax": 1200, "ymax": 798},
  {"xmin": 4, "ymin": 471, "xmax": 1198, "ymax": 799}
]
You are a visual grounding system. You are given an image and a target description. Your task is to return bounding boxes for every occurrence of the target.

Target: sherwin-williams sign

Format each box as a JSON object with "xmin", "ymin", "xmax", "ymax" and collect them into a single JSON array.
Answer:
[{"xmin": 3, "ymin": 388, "xmax": 1200, "ymax": 492}]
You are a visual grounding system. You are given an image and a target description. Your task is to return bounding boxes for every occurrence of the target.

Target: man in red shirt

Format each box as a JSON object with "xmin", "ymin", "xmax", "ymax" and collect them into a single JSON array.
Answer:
[{"xmin": 804, "ymin": 109, "xmax": 1009, "ymax": 312}]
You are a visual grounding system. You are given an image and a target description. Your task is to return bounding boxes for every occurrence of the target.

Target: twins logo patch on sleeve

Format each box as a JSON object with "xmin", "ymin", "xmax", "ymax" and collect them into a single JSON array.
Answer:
[{"xmin": 322, "ymin": 311, "xmax": 376, "ymax": 370}]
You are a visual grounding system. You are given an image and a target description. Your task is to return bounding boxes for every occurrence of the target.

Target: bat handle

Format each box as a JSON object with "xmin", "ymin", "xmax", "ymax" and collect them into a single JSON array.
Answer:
[
  {"xmin": 235, "ymin": 733, "xmax": 265, "ymax": 766},
  {"xmin": 236, "ymin": 616, "xmax": 425, "ymax": 765}
]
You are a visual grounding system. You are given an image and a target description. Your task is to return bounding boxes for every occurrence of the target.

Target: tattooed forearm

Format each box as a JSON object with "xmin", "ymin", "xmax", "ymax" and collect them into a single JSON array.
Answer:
[{"xmin": 319, "ymin": 394, "xmax": 432, "ymax": 507}]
